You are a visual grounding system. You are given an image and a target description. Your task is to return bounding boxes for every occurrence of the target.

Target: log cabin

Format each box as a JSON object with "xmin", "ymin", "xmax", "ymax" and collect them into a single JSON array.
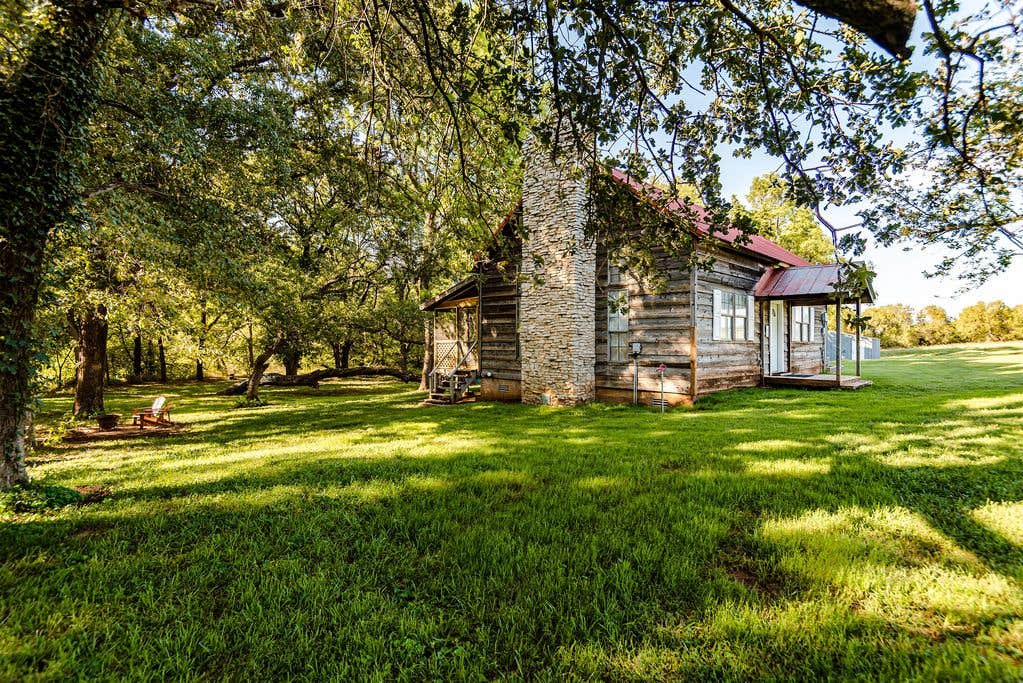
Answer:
[{"xmin": 422, "ymin": 137, "xmax": 875, "ymax": 406}]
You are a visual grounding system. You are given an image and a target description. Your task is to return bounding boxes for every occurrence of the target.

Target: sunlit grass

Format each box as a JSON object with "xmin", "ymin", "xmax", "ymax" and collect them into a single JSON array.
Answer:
[
  {"xmin": 974, "ymin": 502, "xmax": 1023, "ymax": 548},
  {"xmin": 762, "ymin": 506, "xmax": 1021, "ymax": 627},
  {"xmin": 1, "ymin": 346, "xmax": 1021, "ymax": 679}
]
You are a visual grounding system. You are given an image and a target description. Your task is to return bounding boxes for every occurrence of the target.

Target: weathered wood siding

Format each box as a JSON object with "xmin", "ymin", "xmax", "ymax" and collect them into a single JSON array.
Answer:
[
  {"xmin": 594, "ymin": 241, "xmax": 694, "ymax": 402},
  {"xmin": 789, "ymin": 305, "xmax": 825, "ymax": 374},
  {"xmin": 478, "ymin": 265, "xmax": 521, "ymax": 382},
  {"xmin": 694, "ymin": 246, "xmax": 766, "ymax": 395},
  {"xmin": 460, "ymin": 222, "xmax": 827, "ymax": 404}
]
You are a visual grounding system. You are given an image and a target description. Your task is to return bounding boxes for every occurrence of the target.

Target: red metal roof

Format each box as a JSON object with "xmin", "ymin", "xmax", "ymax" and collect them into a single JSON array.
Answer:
[
  {"xmin": 753, "ymin": 264, "xmax": 873, "ymax": 303},
  {"xmin": 607, "ymin": 169, "xmax": 812, "ymax": 267}
]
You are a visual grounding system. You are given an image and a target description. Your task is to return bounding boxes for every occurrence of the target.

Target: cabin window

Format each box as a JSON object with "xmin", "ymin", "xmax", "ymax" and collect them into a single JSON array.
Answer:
[
  {"xmin": 608, "ymin": 289, "xmax": 629, "ymax": 362},
  {"xmin": 712, "ymin": 288, "xmax": 754, "ymax": 341},
  {"xmin": 792, "ymin": 306, "xmax": 815, "ymax": 342},
  {"xmin": 607, "ymin": 263, "xmax": 624, "ymax": 286}
]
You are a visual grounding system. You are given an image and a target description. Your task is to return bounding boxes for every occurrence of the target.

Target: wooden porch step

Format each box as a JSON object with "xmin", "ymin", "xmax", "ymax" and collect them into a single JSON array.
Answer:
[
  {"xmin": 421, "ymin": 396, "xmax": 476, "ymax": 406},
  {"xmin": 764, "ymin": 373, "xmax": 873, "ymax": 390}
]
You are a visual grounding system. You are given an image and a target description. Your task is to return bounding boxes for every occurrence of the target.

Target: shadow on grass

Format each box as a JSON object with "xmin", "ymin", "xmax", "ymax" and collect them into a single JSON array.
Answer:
[{"xmin": 6, "ymin": 358, "xmax": 1023, "ymax": 679}]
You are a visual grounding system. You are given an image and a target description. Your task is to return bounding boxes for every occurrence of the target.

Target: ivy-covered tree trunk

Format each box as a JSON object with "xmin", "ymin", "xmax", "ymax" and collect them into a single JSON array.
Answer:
[
  {"xmin": 71, "ymin": 304, "xmax": 108, "ymax": 418},
  {"xmin": 0, "ymin": 1, "xmax": 107, "ymax": 489}
]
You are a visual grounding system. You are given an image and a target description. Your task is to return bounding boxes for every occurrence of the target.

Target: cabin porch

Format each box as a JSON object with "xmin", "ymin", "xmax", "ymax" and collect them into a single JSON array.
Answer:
[
  {"xmin": 754, "ymin": 263, "xmax": 876, "ymax": 391},
  {"xmin": 421, "ymin": 275, "xmax": 482, "ymax": 404}
]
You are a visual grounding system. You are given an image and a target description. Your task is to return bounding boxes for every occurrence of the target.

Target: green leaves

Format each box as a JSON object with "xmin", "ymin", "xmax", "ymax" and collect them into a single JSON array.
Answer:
[{"xmin": 733, "ymin": 173, "xmax": 835, "ymax": 264}]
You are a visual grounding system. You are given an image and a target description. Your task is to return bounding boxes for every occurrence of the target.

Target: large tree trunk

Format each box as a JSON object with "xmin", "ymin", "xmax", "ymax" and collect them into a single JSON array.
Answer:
[
  {"xmin": 278, "ymin": 336, "xmax": 301, "ymax": 376},
  {"xmin": 158, "ymin": 337, "xmax": 167, "ymax": 382},
  {"xmin": 71, "ymin": 304, "xmax": 108, "ymax": 418},
  {"xmin": 340, "ymin": 339, "xmax": 353, "ymax": 369},
  {"xmin": 419, "ymin": 317, "xmax": 434, "ymax": 391},
  {"xmin": 0, "ymin": 1, "xmax": 107, "ymax": 489},
  {"xmin": 145, "ymin": 339, "xmax": 155, "ymax": 379},
  {"xmin": 196, "ymin": 304, "xmax": 206, "ymax": 381},
  {"xmin": 331, "ymin": 341, "xmax": 343, "ymax": 369},
  {"xmin": 245, "ymin": 333, "xmax": 286, "ymax": 402},
  {"xmin": 132, "ymin": 329, "xmax": 143, "ymax": 382},
  {"xmin": 331, "ymin": 339, "xmax": 354, "ymax": 370},
  {"xmin": 222, "ymin": 365, "xmax": 412, "ymax": 395},
  {"xmin": 282, "ymin": 352, "xmax": 300, "ymax": 376},
  {"xmin": 792, "ymin": 0, "xmax": 915, "ymax": 58}
]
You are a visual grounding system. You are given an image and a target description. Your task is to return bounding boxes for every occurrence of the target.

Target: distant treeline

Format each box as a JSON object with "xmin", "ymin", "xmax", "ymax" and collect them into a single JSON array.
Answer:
[{"xmin": 844, "ymin": 301, "xmax": 1023, "ymax": 349}]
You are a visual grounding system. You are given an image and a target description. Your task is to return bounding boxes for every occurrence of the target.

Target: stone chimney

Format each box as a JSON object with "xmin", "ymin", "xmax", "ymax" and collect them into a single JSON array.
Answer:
[{"xmin": 519, "ymin": 132, "xmax": 596, "ymax": 406}]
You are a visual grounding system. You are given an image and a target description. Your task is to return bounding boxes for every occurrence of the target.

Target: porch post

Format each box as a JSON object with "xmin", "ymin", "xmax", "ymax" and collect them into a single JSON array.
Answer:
[
  {"xmin": 785, "ymin": 301, "xmax": 792, "ymax": 373},
  {"xmin": 855, "ymin": 298, "xmax": 862, "ymax": 377},
  {"xmin": 456, "ymin": 307, "xmax": 463, "ymax": 360},
  {"xmin": 835, "ymin": 296, "xmax": 842, "ymax": 386},
  {"xmin": 760, "ymin": 300, "xmax": 767, "ymax": 383}
]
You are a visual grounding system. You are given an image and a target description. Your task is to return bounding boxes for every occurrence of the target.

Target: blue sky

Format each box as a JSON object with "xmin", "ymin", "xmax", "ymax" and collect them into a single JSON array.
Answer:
[
  {"xmin": 716, "ymin": 153, "xmax": 1023, "ymax": 315},
  {"xmin": 715, "ymin": 0, "xmax": 1020, "ymax": 315},
  {"xmin": 592, "ymin": 0, "xmax": 1019, "ymax": 314}
]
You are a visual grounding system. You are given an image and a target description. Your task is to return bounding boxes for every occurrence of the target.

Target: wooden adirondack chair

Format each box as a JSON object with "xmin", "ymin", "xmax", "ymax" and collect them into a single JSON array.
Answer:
[{"xmin": 132, "ymin": 396, "xmax": 172, "ymax": 428}]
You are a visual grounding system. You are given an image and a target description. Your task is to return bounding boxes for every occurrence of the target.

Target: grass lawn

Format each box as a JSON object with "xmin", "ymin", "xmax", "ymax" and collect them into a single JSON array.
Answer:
[{"xmin": 3, "ymin": 343, "xmax": 1023, "ymax": 680}]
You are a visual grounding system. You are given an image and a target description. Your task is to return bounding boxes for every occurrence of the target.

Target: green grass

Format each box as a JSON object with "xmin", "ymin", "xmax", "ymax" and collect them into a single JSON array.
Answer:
[{"xmin": 3, "ymin": 343, "xmax": 1023, "ymax": 680}]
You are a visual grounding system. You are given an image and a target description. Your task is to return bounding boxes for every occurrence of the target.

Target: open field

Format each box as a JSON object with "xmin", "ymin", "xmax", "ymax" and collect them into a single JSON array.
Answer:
[{"xmin": 2, "ymin": 343, "xmax": 1023, "ymax": 680}]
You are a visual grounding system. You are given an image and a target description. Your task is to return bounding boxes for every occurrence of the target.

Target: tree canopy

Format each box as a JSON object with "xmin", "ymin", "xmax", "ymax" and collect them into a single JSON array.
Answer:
[
  {"xmin": 734, "ymin": 174, "xmax": 836, "ymax": 264},
  {"xmin": 2, "ymin": 0, "xmax": 1022, "ymax": 486},
  {"xmin": 854, "ymin": 301, "xmax": 1023, "ymax": 348}
]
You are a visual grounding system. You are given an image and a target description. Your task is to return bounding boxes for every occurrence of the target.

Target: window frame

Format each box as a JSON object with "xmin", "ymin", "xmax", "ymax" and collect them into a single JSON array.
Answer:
[
  {"xmin": 606, "ymin": 258, "xmax": 630, "ymax": 363},
  {"xmin": 712, "ymin": 288, "xmax": 753, "ymax": 342},
  {"xmin": 792, "ymin": 305, "xmax": 815, "ymax": 342},
  {"xmin": 607, "ymin": 288, "xmax": 629, "ymax": 363}
]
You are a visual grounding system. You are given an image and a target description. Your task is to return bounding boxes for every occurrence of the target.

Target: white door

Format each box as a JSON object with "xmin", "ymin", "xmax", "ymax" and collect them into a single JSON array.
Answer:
[{"xmin": 770, "ymin": 301, "xmax": 787, "ymax": 374}]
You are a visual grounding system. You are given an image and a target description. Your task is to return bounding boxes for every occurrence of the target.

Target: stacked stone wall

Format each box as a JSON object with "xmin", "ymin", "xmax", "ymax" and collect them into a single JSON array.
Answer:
[{"xmin": 519, "ymin": 135, "xmax": 596, "ymax": 405}]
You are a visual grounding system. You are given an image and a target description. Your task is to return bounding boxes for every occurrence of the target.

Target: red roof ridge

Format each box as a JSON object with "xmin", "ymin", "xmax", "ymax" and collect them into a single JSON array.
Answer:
[
  {"xmin": 483, "ymin": 167, "xmax": 817, "ymax": 268},
  {"xmin": 605, "ymin": 168, "xmax": 813, "ymax": 267}
]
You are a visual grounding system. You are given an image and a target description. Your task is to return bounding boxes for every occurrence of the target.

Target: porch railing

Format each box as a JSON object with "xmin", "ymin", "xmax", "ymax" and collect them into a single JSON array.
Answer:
[{"xmin": 429, "ymin": 339, "xmax": 478, "ymax": 393}]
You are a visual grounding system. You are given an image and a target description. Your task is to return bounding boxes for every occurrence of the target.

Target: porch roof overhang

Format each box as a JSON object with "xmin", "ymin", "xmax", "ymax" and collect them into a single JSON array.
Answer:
[
  {"xmin": 420, "ymin": 275, "xmax": 480, "ymax": 312},
  {"xmin": 753, "ymin": 264, "xmax": 875, "ymax": 305}
]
